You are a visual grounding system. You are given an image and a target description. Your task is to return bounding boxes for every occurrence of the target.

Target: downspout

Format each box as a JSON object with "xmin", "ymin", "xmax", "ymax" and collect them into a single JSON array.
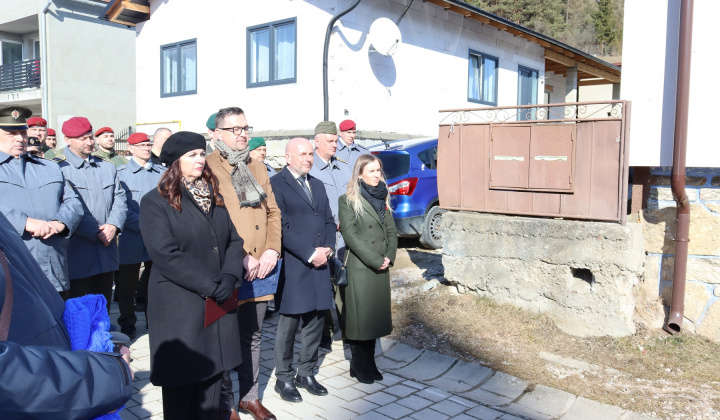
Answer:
[
  {"xmin": 323, "ymin": 0, "xmax": 361, "ymax": 120},
  {"xmin": 666, "ymin": 0, "xmax": 694, "ymax": 334},
  {"xmin": 40, "ymin": 0, "xmax": 53, "ymax": 119}
]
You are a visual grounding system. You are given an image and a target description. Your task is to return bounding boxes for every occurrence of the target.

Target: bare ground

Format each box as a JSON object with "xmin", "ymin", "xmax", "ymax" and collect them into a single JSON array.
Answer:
[{"xmin": 388, "ymin": 239, "xmax": 720, "ymax": 420}]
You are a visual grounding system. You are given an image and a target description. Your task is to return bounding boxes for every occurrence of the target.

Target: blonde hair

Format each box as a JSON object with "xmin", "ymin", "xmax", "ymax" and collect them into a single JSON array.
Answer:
[{"xmin": 345, "ymin": 154, "xmax": 392, "ymax": 218}]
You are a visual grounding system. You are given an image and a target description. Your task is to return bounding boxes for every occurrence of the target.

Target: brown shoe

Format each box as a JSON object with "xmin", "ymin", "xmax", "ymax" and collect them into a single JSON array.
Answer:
[
  {"xmin": 238, "ymin": 399, "xmax": 277, "ymax": 420},
  {"xmin": 218, "ymin": 408, "xmax": 241, "ymax": 420}
]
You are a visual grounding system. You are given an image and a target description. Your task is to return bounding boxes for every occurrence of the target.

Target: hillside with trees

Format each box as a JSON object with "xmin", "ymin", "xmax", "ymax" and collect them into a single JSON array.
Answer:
[{"xmin": 467, "ymin": 0, "xmax": 623, "ymax": 57}]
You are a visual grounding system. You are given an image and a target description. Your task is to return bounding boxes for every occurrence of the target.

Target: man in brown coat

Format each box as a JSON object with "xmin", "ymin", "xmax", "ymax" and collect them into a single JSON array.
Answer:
[{"xmin": 207, "ymin": 107, "xmax": 281, "ymax": 420}]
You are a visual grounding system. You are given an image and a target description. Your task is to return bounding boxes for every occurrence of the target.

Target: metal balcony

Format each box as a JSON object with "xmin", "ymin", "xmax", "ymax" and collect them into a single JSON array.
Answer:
[{"xmin": 0, "ymin": 59, "xmax": 41, "ymax": 92}]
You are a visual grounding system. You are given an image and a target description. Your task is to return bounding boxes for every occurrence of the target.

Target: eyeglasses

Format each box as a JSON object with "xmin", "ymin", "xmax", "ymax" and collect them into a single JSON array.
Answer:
[
  {"xmin": 218, "ymin": 126, "xmax": 253, "ymax": 136},
  {"xmin": 131, "ymin": 144, "xmax": 153, "ymax": 149}
]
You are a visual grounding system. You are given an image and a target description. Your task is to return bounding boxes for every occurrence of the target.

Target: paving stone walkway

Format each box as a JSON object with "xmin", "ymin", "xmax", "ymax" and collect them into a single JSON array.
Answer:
[{"xmin": 113, "ymin": 304, "xmax": 653, "ymax": 420}]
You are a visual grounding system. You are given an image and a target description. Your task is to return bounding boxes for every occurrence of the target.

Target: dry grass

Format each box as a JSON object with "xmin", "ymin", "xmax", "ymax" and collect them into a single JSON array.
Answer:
[{"xmin": 390, "ymin": 291, "xmax": 720, "ymax": 419}]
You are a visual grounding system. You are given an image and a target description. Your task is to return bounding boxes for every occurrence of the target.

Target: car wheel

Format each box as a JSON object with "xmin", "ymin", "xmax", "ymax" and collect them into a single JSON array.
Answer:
[{"xmin": 419, "ymin": 206, "xmax": 445, "ymax": 249}]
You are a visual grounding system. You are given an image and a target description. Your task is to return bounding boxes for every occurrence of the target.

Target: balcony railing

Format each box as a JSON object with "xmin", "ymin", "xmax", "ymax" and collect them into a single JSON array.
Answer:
[{"xmin": 0, "ymin": 59, "xmax": 41, "ymax": 92}]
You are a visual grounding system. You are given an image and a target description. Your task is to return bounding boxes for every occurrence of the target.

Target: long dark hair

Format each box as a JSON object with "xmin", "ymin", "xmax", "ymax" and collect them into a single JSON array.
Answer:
[{"xmin": 158, "ymin": 160, "xmax": 224, "ymax": 212}]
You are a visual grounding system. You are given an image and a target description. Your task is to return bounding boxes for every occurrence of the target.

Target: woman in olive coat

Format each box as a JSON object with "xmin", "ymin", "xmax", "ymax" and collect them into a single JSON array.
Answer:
[{"xmin": 337, "ymin": 154, "xmax": 398, "ymax": 384}]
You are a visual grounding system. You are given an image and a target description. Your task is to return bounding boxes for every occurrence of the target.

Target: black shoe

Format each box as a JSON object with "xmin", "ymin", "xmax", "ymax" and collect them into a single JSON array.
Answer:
[
  {"xmin": 294, "ymin": 375, "xmax": 328, "ymax": 396},
  {"xmin": 120, "ymin": 325, "xmax": 136, "ymax": 340},
  {"xmin": 274, "ymin": 379, "xmax": 302, "ymax": 403},
  {"xmin": 349, "ymin": 367, "xmax": 374, "ymax": 384}
]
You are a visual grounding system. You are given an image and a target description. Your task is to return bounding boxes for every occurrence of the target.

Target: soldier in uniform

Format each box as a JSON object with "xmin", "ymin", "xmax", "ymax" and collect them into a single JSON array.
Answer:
[
  {"xmin": 309, "ymin": 121, "xmax": 352, "ymax": 349},
  {"xmin": 27, "ymin": 116, "xmax": 48, "ymax": 148},
  {"xmin": 44, "ymin": 128, "xmax": 58, "ymax": 159},
  {"xmin": 0, "ymin": 105, "xmax": 83, "ymax": 299},
  {"xmin": 336, "ymin": 119, "xmax": 369, "ymax": 168},
  {"xmin": 93, "ymin": 127, "xmax": 128, "ymax": 166},
  {"xmin": 249, "ymin": 137, "xmax": 276, "ymax": 178},
  {"xmin": 55, "ymin": 117, "xmax": 127, "ymax": 308},
  {"xmin": 206, "ymin": 112, "xmax": 217, "ymax": 153},
  {"xmin": 150, "ymin": 127, "xmax": 171, "ymax": 165},
  {"xmin": 116, "ymin": 132, "xmax": 166, "ymax": 339}
]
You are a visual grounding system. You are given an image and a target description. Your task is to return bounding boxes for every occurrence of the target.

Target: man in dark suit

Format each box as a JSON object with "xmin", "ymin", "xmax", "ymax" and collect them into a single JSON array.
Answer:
[{"xmin": 269, "ymin": 137, "xmax": 336, "ymax": 403}]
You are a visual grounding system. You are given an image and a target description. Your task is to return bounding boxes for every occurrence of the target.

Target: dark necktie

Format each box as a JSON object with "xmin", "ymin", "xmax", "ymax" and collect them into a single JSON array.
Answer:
[{"xmin": 298, "ymin": 176, "xmax": 312, "ymax": 204}]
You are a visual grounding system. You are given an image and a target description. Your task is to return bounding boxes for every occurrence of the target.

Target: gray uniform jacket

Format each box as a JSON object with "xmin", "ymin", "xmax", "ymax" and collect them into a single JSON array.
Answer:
[
  {"xmin": 56, "ymin": 149, "xmax": 127, "ymax": 279},
  {"xmin": 0, "ymin": 151, "xmax": 83, "ymax": 291},
  {"xmin": 117, "ymin": 158, "xmax": 166, "ymax": 265},
  {"xmin": 335, "ymin": 140, "xmax": 369, "ymax": 169},
  {"xmin": 309, "ymin": 153, "xmax": 351, "ymax": 254},
  {"xmin": 0, "ymin": 212, "xmax": 134, "ymax": 419}
]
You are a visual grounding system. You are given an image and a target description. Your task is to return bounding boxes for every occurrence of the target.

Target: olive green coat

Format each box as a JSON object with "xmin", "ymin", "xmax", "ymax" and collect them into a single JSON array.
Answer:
[{"xmin": 336, "ymin": 194, "xmax": 398, "ymax": 340}]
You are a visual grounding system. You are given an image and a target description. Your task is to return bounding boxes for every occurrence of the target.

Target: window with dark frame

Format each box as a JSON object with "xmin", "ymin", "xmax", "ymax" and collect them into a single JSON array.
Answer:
[
  {"xmin": 247, "ymin": 18, "xmax": 297, "ymax": 88},
  {"xmin": 160, "ymin": 39, "xmax": 197, "ymax": 97},
  {"xmin": 517, "ymin": 65, "xmax": 539, "ymax": 121},
  {"xmin": 467, "ymin": 50, "xmax": 498, "ymax": 106}
]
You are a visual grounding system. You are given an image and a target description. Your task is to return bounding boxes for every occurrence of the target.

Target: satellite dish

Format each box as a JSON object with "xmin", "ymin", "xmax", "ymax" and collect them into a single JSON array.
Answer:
[{"xmin": 369, "ymin": 18, "xmax": 401, "ymax": 57}]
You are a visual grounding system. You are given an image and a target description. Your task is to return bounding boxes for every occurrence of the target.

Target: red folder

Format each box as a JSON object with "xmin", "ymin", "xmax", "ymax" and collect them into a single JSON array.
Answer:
[{"xmin": 203, "ymin": 288, "xmax": 239, "ymax": 328}]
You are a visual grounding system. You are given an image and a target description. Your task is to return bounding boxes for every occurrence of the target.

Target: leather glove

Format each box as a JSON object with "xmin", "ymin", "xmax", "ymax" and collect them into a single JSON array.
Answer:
[{"xmin": 212, "ymin": 274, "xmax": 237, "ymax": 304}]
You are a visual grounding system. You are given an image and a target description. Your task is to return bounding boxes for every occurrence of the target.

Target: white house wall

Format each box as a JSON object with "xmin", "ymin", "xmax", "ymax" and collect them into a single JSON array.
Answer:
[
  {"xmin": 621, "ymin": 0, "xmax": 718, "ymax": 168},
  {"xmin": 135, "ymin": 0, "xmax": 545, "ymax": 137}
]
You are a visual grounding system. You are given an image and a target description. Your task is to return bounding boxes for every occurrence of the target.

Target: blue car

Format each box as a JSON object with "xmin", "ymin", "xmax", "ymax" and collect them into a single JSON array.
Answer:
[{"xmin": 370, "ymin": 138, "xmax": 445, "ymax": 249}]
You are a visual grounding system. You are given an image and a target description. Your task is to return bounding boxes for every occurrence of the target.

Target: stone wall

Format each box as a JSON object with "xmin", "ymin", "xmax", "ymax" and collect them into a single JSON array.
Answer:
[
  {"xmin": 442, "ymin": 212, "xmax": 645, "ymax": 338},
  {"xmin": 637, "ymin": 168, "xmax": 720, "ymax": 340}
]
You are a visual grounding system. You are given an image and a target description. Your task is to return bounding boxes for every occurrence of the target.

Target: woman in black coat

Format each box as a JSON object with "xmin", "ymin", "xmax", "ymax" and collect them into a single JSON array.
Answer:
[{"xmin": 139, "ymin": 132, "xmax": 245, "ymax": 419}]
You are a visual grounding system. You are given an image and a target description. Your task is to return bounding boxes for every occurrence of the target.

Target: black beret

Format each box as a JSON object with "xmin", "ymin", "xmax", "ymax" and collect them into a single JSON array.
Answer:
[{"xmin": 160, "ymin": 131, "xmax": 207, "ymax": 165}]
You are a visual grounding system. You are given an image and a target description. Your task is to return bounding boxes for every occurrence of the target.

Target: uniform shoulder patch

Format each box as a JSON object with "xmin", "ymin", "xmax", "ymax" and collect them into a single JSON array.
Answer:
[
  {"xmin": 336, "ymin": 157, "xmax": 349, "ymax": 164},
  {"xmin": 52, "ymin": 155, "xmax": 67, "ymax": 162}
]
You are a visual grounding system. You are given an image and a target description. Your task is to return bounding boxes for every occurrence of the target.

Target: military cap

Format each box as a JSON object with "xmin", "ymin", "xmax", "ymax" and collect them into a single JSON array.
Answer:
[
  {"xmin": 47, "ymin": 128, "xmax": 56, "ymax": 136},
  {"xmin": 127, "ymin": 132, "xmax": 150, "ymax": 145},
  {"xmin": 339, "ymin": 119, "xmax": 356, "ymax": 131},
  {"xmin": 206, "ymin": 113, "xmax": 217, "ymax": 130},
  {"xmin": 0, "ymin": 105, "xmax": 32, "ymax": 130},
  {"xmin": 314, "ymin": 121, "xmax": 337, "ymax": 135},
  {"xmin": 62, "ymin": 117, "xmax": 93, "ymax": 137},
  {"xmin": 160, "ymin": 131, "xmax": 206, "ymax": 165},
  {"xmin": 27, "ymin": 116, "xmax": 47, "ymax": 127},
  {"xmin": 249, "ymin": 137, "xmax": 266, "ymax": 151},
  {"xmin": 27, "ymin": 136, "xmax": 42, "ymax": 147},
  {"xmin": 95, "ymin": 126, "xmax": 113, "ymax": 137}
]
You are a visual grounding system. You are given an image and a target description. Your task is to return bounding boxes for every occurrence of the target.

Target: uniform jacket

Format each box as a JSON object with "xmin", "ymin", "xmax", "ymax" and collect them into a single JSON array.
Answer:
[
  {"xmin": 336, "ymin": 140, "xmax": 369, "ymax": 169},
  {"xmin": 139, "ymin": 186, "xmax": 244, "ymax": 386},
  {"xmin": 0, "ymin": 212, "xmax": 133, "ymax": 419},
  {"xmin": 206, "ymin": 151, "xmax": 281, "ymax": 302},
  {"xmin": 57, "ymin": 149, "xmax": 127, "ymax": 279},
  {"xmin": 270, "ymin": 167, "xmax": 336, "ymax": 315},
  {"xmin": 93, "ymin": 149, "xmax": 128, "ymax": 166},
  {"xmin": 309, "ymin": 153, "xmax": 351, "ymax": 254},
  {"xmin": 337, "ymin": 194, "xmax": 398, "ymax": 340},
  {"xmin": 117, "ymin": 158, "xmax": 166, "ymax": 265},
  {"xmin": 0, "ymin": 151, "xmax": 83, "ymax": 291}
]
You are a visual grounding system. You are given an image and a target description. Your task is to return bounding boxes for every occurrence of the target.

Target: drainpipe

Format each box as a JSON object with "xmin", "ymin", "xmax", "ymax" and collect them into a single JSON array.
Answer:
[
  {"xmin": 323, "ymin": 0, "xmax": 361, "ymax": 120},
  {"xmin": 40, "ymin": 0, "xmax": 53, "ymax": 119},
  {"xmin": 666, "ymin": 0, "xmax": 694, "ymax": 334}
]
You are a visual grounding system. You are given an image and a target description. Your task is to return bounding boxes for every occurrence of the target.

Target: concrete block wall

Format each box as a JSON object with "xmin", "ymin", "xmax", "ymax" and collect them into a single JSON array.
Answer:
[{"xmin": 638, "ymin": 167, "xmax": 720, "ymax": 340}]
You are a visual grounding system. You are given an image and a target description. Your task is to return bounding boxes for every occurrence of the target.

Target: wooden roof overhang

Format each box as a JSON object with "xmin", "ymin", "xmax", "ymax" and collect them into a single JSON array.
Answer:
[
  {"xmin": 423, "ymin": 0, "xmax": 621, "ymax": 85},
  {"xmin": 103, "ymin": 0, "xmax": 150, "ymax": 27}
]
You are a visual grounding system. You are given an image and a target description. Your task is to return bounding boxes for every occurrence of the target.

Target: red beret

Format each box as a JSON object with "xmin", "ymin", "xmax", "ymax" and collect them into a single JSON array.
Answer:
[
  {"xmin": 339, "ymin": 119, "xmax": 356, "ymax": 131},
  {"xmin": 95, "ymin": 126, "xmax": 113, "ymax": 137},
  {"xmin": 27, "ymin": 117, "xmax": 47, "ymax": 127},
  {"xmin": 47, "ymin": 128, "xmax": 56, "ymax": 136},
  {"xmin": 127, "ymin": 132, "xmax": 150, "ymax": 145},
  {"xmin": 62, "ymin": 117, "xmax": 93, "ymax": 138}
]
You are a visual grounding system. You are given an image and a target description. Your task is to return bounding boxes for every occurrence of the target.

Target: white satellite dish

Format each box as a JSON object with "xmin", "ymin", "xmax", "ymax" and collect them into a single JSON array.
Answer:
[{"xmin": 368, "ymin": 18, "xmax": 401, "ymax": 57}]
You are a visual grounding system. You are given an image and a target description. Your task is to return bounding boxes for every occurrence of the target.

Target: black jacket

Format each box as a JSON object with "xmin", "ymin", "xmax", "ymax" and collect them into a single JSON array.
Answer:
[
  {"xmin": 270, "ymin": 167, "xmax": 336, "ymax": 315},
  {"xmin": 139, "ymin": 186, "xmax": 244, "ymax": 386}
]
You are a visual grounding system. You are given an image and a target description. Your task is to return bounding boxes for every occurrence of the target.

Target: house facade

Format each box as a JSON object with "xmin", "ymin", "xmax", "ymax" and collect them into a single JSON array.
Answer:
[
  {"xmin": 0, "ymin": 0, "xmax": 135, "ymax": 148},
  {"xmin": 111, "ymin": 0, "xmax": 619, "ymax": 148}
]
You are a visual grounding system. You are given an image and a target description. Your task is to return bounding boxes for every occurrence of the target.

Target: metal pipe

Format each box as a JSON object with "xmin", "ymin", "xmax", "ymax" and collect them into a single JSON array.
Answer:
[
  {"xmin": 323, "ymin": 0, "xmax": 361, "ymax": 121},
  {"xmin": 40, "ymin": 0, "xmax": 53, "ymax": 119},
  {"xmin": 666, "ymin": 0, "xmax": 694, "ymax": 334}
]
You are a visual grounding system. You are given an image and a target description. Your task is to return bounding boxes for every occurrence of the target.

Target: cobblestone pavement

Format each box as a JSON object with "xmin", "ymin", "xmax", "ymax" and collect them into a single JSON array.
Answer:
[{"xmin": 113, "ymin": 304, "xmax": 653, "ymax": 420}]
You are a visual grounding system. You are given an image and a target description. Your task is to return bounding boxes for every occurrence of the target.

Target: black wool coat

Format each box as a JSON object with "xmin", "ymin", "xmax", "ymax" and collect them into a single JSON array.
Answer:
[
  {"xmin": 270, "ymin": 167, "xmax": 336, "ymax": 315},
  {"xmin": 139, "ymin": 186, "xmax": 244, "ymax": 386}
]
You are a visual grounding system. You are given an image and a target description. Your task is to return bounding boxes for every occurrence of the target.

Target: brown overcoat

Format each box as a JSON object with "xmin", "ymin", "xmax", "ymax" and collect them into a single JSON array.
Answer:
[{"xmin": 206, "ymin": 150, "xmax": 282, "ymax": 303}]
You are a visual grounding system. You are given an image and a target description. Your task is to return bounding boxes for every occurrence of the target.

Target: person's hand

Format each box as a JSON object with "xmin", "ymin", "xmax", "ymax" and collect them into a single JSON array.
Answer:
[
  {"xmin": 311, "ymin": 247, "xmax": 329, "ymax": 268},
  {"xmin": 212, "ymin": 274, "xmax": 236, "ymax": 304},
  {"xmin": 43, "ymin": 220, "xmax": 66, "ymax": 240},
  {"xmin": 97, "ymin": 224, "xmax": 118, "ymax": 247},
  {"xmin": 378, "ymin": 257, "xmax": 391, "ymax": 271},
  {"xmin": 337, "ymin": 223, "xmax": 341, "ymax": 232},
  {"xmin": 324, "ymin": 247, "xmax": 333, "ymax": 258},
  {"xmin": 25, "ymin": 218, "xmax": 52, "ymax": 238},
  {"xmin": 257, "ymin": 249, "xmax": 278, "ymax": 279},
  {"xmin": 119, "ymin": 345, "xmax": 134, "ymax": 380},
  {"xmin": 243, "ymin": 254, "xmax": 260, "ymax": 281}
]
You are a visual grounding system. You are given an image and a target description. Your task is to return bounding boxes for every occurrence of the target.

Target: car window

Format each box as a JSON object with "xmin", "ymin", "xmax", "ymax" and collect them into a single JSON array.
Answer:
[
  {"xmin": 376, "ymin": 153, "xmax": 410, "ymax": 180},
  {"xmin": 417, "ymin": 146, "xmax": 438, "ymax": 170}
]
